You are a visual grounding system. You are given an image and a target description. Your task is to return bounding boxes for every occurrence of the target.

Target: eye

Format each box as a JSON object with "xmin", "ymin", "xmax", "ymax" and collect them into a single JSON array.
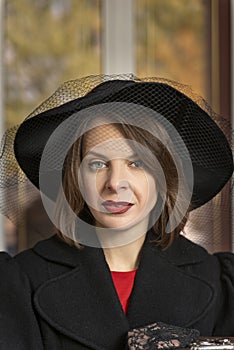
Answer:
[
  {"xmin": 88, "ymin": 160, "xmax": 107, "ymax": 170},
  {"xmin": 130, "ymin": 160, "xmax": 144, "ymax": 168}
]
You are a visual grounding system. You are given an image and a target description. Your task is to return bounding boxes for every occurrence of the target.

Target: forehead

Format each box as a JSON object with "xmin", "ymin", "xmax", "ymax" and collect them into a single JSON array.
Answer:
[{"xmin": 82, "ymin": 124, "xmax": 132, "ymax": 156}]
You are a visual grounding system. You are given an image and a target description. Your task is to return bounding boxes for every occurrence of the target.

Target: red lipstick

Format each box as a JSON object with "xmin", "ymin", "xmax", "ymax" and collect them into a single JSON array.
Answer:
[{"xmin": 102, "ymin": 200, "xmax": 133, "ymax": 214}]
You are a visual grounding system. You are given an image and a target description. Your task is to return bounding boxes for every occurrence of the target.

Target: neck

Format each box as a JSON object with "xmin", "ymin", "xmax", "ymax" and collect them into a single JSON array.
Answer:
[
  {"xmin": 103, "ymin": 233, "xmax": 146, "ymax": 271},
  {"xmin": 95, "ymin": 217, "xmax": 149, "ymax": 271}
]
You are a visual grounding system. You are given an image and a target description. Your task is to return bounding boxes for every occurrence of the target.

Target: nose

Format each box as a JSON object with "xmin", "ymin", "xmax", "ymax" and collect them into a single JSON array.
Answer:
[{"xmin": 105, "ymin": 161, "xmax": 130, "ymax": 193}]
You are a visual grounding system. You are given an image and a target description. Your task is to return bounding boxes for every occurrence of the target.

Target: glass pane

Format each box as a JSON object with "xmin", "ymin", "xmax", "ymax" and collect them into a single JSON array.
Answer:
[
  {"xmin": 135, "ymin": 0, "xmax": 208, "ymax": 98},
  {"xmin": 4, "ymin": 0, "xmax": 102, "ymax": 129},
  {"xmin": 3, "ymin": 0, "xmax": 102, "ymax": 252},
  {"xmin": 134, "ymin": 0, "xmax": 231, "ymax": 253}
]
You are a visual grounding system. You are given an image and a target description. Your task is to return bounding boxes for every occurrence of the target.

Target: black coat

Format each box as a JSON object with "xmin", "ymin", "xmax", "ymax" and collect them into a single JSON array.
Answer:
[{"xmin": 0, "ymin": 232, "xmax": 234, "ymax": 350}]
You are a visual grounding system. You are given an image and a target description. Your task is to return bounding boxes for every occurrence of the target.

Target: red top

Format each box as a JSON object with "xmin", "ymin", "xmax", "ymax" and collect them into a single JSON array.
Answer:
[{"xmin": 111, "ymin": 269, "xmax": 137, "ymax": 313}]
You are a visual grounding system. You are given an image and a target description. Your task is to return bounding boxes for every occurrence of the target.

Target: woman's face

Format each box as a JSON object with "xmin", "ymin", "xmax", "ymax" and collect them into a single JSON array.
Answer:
[{"xmin": 79, "ymin": 124, "xmax": 157, "ymax": 230}]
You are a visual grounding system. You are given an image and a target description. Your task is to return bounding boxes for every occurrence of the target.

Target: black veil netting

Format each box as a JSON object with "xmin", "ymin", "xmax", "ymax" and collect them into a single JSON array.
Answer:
[{"xmin": 0, "ymin": 74, "xmax": 233, "ymax": 252}]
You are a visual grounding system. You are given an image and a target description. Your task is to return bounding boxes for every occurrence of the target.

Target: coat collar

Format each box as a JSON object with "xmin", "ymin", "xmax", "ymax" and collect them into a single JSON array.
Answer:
[
  {"xmin": 33, "ymin": 232, "xmax": 213, "ymax": 349},
  {"xmin": 33, "ymin": 230, "xmax": 208, "ymax": 268}
]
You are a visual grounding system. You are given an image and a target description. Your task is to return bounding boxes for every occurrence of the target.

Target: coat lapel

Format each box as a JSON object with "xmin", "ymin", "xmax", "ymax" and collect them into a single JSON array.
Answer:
[
  {"xmin": 34, "ymin": 238, "xmax": 129, "ymax": 350},
  {"xmin": 33, "ymin": 233, "xmax": 214, "ymax": 349},
  {"xmin": 126, "ymin": 235, "xmax": 213, "ymax": 329}
]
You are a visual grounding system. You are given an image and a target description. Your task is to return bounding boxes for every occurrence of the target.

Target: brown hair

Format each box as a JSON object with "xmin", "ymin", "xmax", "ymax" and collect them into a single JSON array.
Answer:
[{"xmin": 55, "ymin": 118, "xmax": 191, "ymax": 250}]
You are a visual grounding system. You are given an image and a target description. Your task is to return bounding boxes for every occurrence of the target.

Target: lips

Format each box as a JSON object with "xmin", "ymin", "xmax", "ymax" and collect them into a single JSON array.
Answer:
[{"xmin": 102, "ymin": 200, "xmax": 134, "ymax": 214}]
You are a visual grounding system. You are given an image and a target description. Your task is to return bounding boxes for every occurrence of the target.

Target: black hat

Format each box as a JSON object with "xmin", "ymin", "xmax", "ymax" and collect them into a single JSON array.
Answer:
[{"xmin": 13, "ymin": 75, "xmax": 233, "ymax": 210}]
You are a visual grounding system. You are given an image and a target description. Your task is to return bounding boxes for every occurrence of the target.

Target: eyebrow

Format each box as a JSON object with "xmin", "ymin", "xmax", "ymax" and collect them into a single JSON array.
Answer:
[
  {"xmin": 84, "ymin": 151, "xmax": 108, "ymax": 159},
  {"xmin": 85, "ymin": 151, "xmax": 139, "ymax": 160}
]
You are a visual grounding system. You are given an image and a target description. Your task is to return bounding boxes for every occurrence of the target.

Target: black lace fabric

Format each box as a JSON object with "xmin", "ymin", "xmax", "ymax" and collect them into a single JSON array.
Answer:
[{"xmin": 127, "ymin": 322, "xmax": 200, "ymax": 350}]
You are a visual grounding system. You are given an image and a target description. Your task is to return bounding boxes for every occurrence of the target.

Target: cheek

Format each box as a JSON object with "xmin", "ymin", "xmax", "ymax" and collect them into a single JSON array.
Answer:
[
  {"xmin": 142, "ymin": 175, "xmax": 157, "ymax": 207},
  {"xmin": 79, "ymin": 170, "xmax": 99, "ymax": 206},
  {"xmin": 80, "ymin": 170, "xmax": 108, "ymax": 212}
]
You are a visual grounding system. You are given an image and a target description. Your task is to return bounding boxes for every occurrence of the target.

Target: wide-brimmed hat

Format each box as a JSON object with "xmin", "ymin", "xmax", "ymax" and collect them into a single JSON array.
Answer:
[
  {"xmin": 1, "ymin": 74, "xmax": 233, "ymax": 250},
  {"xmin": 12, "ymin": 74, "xmax": 233, "ymax": 210}
]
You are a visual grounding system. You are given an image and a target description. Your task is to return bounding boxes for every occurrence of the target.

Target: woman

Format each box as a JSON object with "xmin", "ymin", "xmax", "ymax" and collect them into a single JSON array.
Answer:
[{"xmin": 0, "ymin": 75, "xmax": 233, "ymax": 350}]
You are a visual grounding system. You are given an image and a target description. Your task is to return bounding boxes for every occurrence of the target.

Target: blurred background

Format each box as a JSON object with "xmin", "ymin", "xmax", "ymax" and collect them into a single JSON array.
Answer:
[{"xmin": 0, "ymin": 0, "xmax": 233, "ymax": 255}]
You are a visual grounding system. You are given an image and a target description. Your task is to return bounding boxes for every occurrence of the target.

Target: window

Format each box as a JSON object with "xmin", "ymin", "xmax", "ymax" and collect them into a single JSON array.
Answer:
[{"xmin": 2, "ymin": 0, "xmax": 232, "ymax": 253}]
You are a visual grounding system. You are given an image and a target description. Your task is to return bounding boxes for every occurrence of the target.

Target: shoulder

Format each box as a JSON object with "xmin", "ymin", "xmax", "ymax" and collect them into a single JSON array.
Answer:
[
  {"xmin": 0, "ymin": 250, "xmax": 20, "ymax": 278},
  {"xmin": 0, "ymin": 251, "xmax": 32, "ymax": 302},
  {"xmin": 0, "ymin": 234, "xmax": 82, "ymax": 294},
  {"xmin": 13, "ymin": 234, "xmax": 82, "ymax": 288},
  {"xmin": 214, "ymin": 251, "xmax": 234, "ymax": 283},
  {"xmin": 156, "ymin": 235, "xmax": 229, "ymax": 281},
  {"xmin": 14, "ymin": 234, "xmax": 70, "ymax": 266},
  {"xmin": 161, "ymin": 235, "xmax": 234, "ymax": 283},
  {"xmin": 158, "ymin": 234, "xmax": 213, "ymax": 266},
  {"xmin": 0, "ymin": 253, "xmax": 44, "ymax": 349},
  {"xmin": 14, "ymin": 234, "xmax": 57, "ymax": 268},
  {"xmin": 0, "ymin": 251, "xmax": 28, "ymax": 283},
  {"xmin": 175, "ymin": 234, "xmax": 234, "ymax": 269}
]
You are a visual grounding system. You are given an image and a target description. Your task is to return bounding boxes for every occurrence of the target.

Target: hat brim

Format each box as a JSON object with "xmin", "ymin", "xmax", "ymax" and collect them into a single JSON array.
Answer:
[{"xmin": 14, "ymin": 79, "xmax": 233, "ymax": 209}]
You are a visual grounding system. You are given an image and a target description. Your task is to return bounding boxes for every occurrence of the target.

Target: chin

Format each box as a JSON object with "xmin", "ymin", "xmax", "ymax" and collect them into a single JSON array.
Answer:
[{"xmin": 95, "ymin": 217, "xmax": 145, "ymax": 231}]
